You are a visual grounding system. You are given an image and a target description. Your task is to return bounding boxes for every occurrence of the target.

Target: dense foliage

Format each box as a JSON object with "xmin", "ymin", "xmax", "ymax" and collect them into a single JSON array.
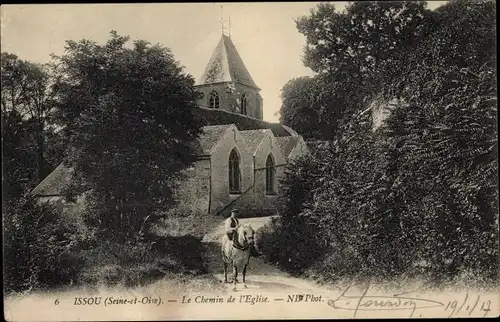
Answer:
[
  {"xmin": 50, "ymin": 31, "xmax": 204, "ymax": 242},
  {"xmin": 1, "ymin": 53, "xmax": 63, "ymax": 209},
  {"xmin": 3, "ymin": 196, "xmax": 86, "ymax": 292},
  {"xmin": 280, "ymin": 1, "xmax": 431, "ymax": 139},
  {"xmin": 263, "ymin": 0, "xmax": 498, "ymax": 284},
  {"xmin": 3, "ymin": 31, "xmax": 208, "ymax": 292}
]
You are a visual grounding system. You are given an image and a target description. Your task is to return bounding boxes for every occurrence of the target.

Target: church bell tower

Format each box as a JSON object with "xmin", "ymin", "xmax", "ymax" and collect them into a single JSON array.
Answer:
[{"xmin": 194, "ymin": 29, "xmax": 263, "ymax": 120}]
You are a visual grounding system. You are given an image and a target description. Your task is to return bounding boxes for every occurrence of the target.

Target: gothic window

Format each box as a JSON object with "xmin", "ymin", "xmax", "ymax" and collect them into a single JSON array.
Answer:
[
  {"xmin": 229, "ymin": 149, "xmax": 241, "ymax": 193},
  {"xmin": 240, "ymin": 93, "xmax": 247, "ymax": 115},
  {"xmin": 266, "ymin": 154, "xmax": 275, "ymax": 194},
  {"xmin": 209, "ymin": 91, "xmax": 220, "ymax": 109}
]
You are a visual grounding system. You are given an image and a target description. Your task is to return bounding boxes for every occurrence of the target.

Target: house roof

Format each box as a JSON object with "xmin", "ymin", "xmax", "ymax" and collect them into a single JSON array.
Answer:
[
  {"xmin": 195, "ymin": 124, "xmax": 233, "ymax": 155},
  {"xmin": 197, "ymin": 35, "xmax": 259, "ymax": 89},
  {"xmin": 276, "ymin": 136, "xmax": 300, "ymax": 158},
  {"xmin": 240, "ymin": 129, "xmax": 268, "ymax": 155},
  {"xmin": 31, "ymin": 162, "xmax": 73, "ymax": 196}
]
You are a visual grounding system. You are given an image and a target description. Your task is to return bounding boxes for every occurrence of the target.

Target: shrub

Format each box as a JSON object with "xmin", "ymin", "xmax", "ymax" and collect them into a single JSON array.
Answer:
[
  {"xmin": 257, "ymin": 151, "xmax": 330, "ymax": 273},
  {"xmin": 3, "ymin": 195, "xmax": 87, "ymax": 292},
  {"xmin": 268, "ymin": 64, "xmax": 498, "ymax": 284},
  {"xmin": 77, "ymin": 203, "xmax": 216, "ymax": 288}
]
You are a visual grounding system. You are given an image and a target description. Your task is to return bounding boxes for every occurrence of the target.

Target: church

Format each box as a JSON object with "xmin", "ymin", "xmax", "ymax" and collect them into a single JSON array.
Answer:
[{"xmin": 32, "ymin": 33, "xmax": 308, "ymax": 217}]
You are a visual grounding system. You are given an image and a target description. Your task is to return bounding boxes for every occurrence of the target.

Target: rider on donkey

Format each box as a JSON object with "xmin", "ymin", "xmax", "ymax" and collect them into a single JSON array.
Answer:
[{"xmin": 224, "ymin": 208, "xmax": 261, "ymax": 257}]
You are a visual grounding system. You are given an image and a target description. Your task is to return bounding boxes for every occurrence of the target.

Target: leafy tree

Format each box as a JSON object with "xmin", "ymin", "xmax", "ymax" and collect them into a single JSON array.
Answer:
[
  {"xmin": 296, "ymin": 1, "xmax": 430, "ymax": 96},
  {"xmin": 266, "ymin": 0, "xmax": 498, "ymax": 283},
  {"xmin": 424, "ymin": 0, "xmax": 495, "ymax": 70},
  {"xmin": 1, "ymin": 110, "xmax": 38, "ymax": 210},
  {"xmin": 50, "ymin": 31, "xmax": 204, "ymax": 242},
  {"xmin": 389, "ymin": 64, "xmax": 497, "ymax": 278},
  {"xmin": 1, "ymin": 53, "xmax": 56, "ymax": 181},
  {"xmin": 279, "ymin": 74, "xmax": 361, "ymax": 140},
  {"xmin": 380, "ymin": 0, "xmax": 498, "ymax": 277},
  {"xmin": 280, "ymin": 1, "xmax": 431, "ymax": 140},
  {"xmin": 2, "ymin": 52, "xmax": 32, "ymax": 114},
  {"xmin": 279, "ymin": 77, "xmax": 322, "ymax": 139}
]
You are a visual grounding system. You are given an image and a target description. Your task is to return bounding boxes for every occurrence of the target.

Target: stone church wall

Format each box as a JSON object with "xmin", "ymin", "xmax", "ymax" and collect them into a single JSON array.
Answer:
[
  {"xmin": 173, "ymin": 158, "xmax": 211, "ymax": 215},
  {"xmin": 232, "ymin": 83, "xmax": 261, "ymax": 119},
  {"xmin": 251, "ymin": 132, "xmax": 286, "ymax": 214},
  {"xmin": 210, "ymin": 126, "xmax": 254, "ymax": 216},
  {"xmin": 195, "ymin": 83, "xmax": 231, "ymax": 111}
]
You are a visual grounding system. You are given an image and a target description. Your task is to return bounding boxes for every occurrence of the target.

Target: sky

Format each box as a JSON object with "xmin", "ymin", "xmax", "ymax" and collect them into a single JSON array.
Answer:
[{"xmin": 1, "ymin": 2, "xmax": 447, "ymax": 123}]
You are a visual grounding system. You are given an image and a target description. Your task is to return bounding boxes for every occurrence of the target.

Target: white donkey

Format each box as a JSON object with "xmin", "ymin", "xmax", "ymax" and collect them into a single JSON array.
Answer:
[{"xmin": 221, "ymin": 223, "xmax": 255, "ymax": 291}]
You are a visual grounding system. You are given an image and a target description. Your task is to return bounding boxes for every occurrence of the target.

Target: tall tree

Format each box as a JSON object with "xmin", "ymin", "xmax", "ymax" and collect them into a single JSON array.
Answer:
[
  {"xmin": 296, "ymin": 1, "xmax": 430, "ymax": 98},
  {"xmin": 280, "ymin": 1, "xmax": 431, "ymax": 141},
  {"xmin": 51, "ymin": 31, "xmax": 204, "ymax": 241},
  {"xmin": 1, "ymin": 110, "xmax": 38, "ymax": 210},
  {"xmin": 280, "ymin": 77, "xmax": 321, "ymax": 139},
  {"xmin": 1, "ymin": 53, "xmax": 56, "ymax": 181},
  {"xmin": 280, "ymin": 74, "xmax": 355, "ymax": 140}
]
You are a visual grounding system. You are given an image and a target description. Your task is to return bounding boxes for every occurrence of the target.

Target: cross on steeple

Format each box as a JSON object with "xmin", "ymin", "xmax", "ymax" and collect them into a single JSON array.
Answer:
[{"xmin": 220, "ymin": 5, "xmax": 231, "ymax": 38}]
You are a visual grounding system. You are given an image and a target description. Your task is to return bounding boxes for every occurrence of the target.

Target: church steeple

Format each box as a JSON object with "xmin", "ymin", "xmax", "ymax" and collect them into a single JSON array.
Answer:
[
  {"xmin": 197, "ymin": 34, "xmax": 259, "ymax": 90},
  {"xmin": 195, "ymin": 33, "xmax": 263, "ymax": 120}
]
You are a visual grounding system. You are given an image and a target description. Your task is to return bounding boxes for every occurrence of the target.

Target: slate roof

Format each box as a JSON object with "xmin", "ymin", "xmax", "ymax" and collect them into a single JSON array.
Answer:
[
  {"xmin": 31, "ymin": 162, "xmax": 73, "ymax": 196},
  {"xmin": 240, "ymin": 129, "xmax": 268, "ymax": 155},
  {"xmin": 282, "ymin": 125, "xmax": 299, "ymax": 137},
  {"xmin": 276, "ymin": 136, "xmax": 300, "ymax": 158},
  {"xmin": 197, "ymin": 35, "xmax": 259, "ymax": 89},
  {"xmin": 192, "ymin": 107, "xmax": 292, "ymax": 137},
  {"xmin": 194, "ymin": 124, "xmax": 233, "ymax": 155}
]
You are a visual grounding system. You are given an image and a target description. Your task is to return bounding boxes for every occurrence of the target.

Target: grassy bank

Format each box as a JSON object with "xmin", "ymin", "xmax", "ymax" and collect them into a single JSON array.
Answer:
[{"xmin": 3, "ymin": 196, "xmax": 223, "ymax": 295}]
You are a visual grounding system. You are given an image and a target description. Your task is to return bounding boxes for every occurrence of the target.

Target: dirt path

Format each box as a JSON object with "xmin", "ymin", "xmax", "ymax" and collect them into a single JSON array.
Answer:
[
  {"xmin": 5, "ymin": 215, "xmax": 498, "ymax": 320},
  {"xmin": 201, "ymin": 215, "xmax": 329, "ymax": 294}
]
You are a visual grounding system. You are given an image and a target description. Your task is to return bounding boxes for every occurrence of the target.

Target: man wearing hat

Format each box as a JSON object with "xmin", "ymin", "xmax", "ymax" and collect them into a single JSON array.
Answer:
[{"xmin": 224, "ymin": 208, "xmax": 261, "ymax": 257}]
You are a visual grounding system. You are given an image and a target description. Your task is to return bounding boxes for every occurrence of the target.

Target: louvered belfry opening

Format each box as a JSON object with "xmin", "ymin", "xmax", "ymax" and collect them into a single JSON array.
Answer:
[
  {"xmin": 240, "ymin": 93, "xmax": 247, "ymax": 115},
  {"xmin": 209, "ymin": 91, "xmax": 220, "ymax": 109}
]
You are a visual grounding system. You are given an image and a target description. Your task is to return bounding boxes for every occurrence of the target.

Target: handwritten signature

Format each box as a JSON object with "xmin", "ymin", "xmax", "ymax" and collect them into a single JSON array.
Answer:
[{"xmin": 327, "ymin": 280, "xmax": 493, "ymax": 318}]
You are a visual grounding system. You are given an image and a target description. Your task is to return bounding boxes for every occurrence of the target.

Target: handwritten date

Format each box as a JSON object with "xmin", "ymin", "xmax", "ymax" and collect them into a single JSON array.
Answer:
[{"xmin": 328, "ymin": 280, "xmax": 493, "ymax": 318}]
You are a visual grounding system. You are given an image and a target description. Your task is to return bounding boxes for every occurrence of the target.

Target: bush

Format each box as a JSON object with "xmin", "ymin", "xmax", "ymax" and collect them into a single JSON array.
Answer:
[
  {"xmin": 3, "ymin": 196, "xmax": 87, "ymax": 293},
  {"xmin": 264, "ymin": 64, "xmax": 498, "ymax": 284},
  {"xmin": 261, "ymin": 0, "xmax": 498, "ymax": 287},
  {"xmin": 257, "ymin": 151, "xmax": 330, "ymax": 273},
  {"xmin": 152, "ymin": 209, "xmax": 219, "ymax": 240}
]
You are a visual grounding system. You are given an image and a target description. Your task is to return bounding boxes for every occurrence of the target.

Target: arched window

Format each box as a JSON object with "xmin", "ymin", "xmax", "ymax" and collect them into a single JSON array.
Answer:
[
  {"xmin": 209, "ymin": 91, "xmax": 219, "ymax": 109},
  {"xmin": 240, "ymin": 93, "xmax": 247, "ymax": 115},
  {"xmin": 266, "ymin": 154, "xmax": 275, "ymax": 194},
  {"xmin": 229, "ymin": 149, "xmax": 241, "ymax": 193}
]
